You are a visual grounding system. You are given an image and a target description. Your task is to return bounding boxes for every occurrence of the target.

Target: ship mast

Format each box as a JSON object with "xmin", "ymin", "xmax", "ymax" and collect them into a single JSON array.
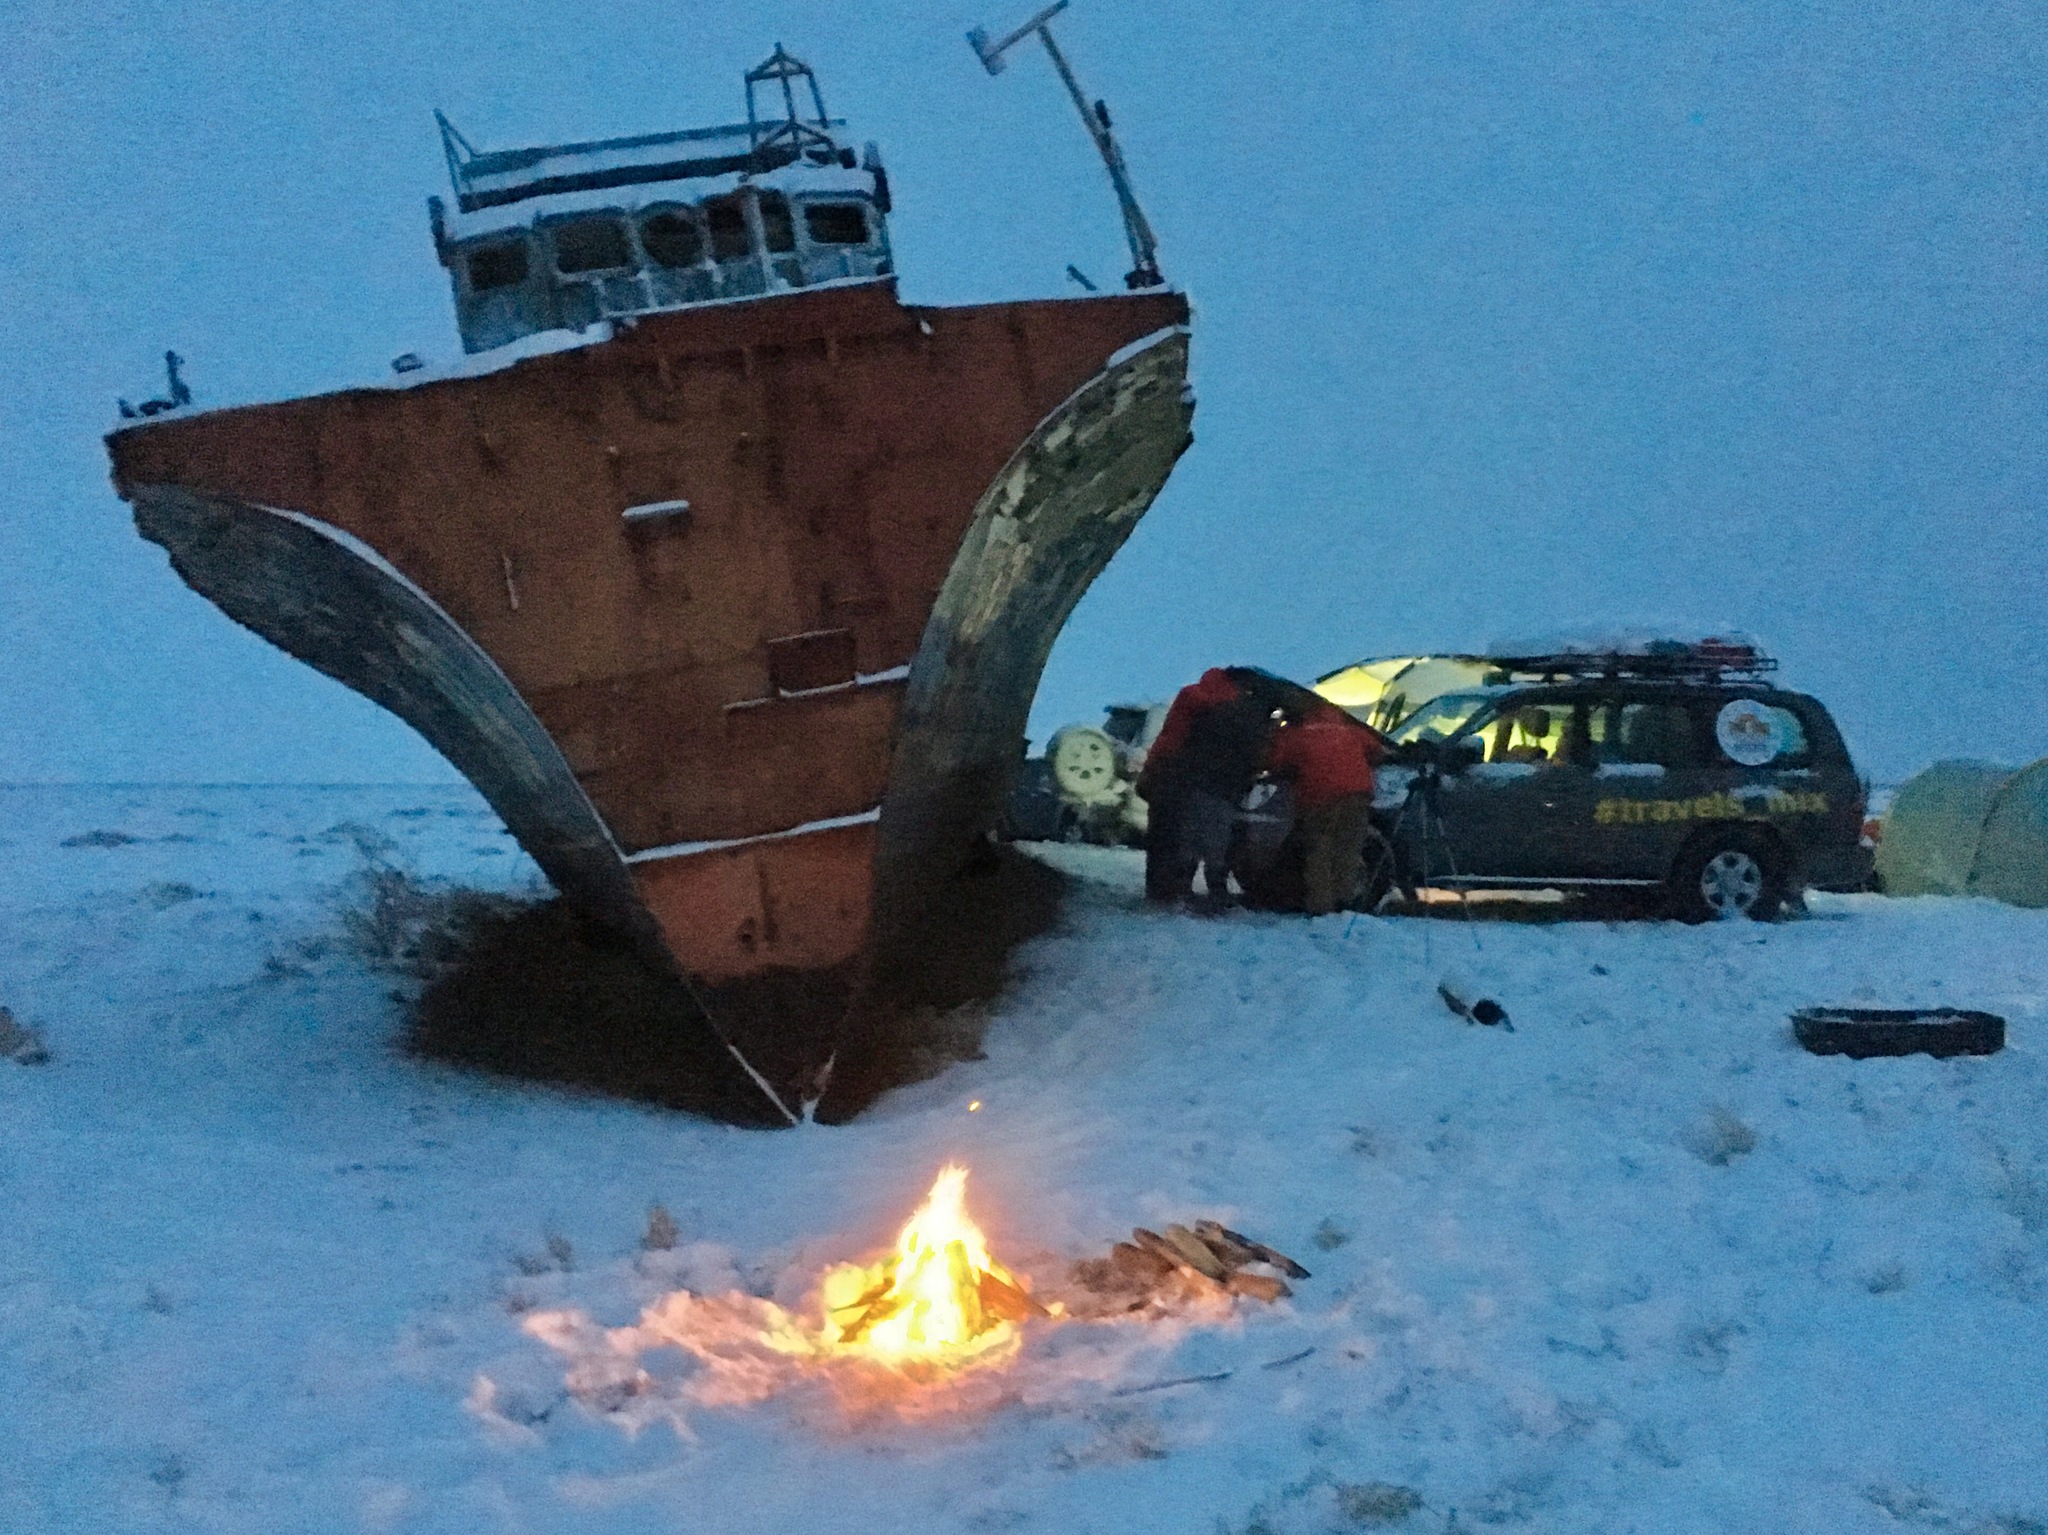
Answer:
[{"xmin": 969, "ymin": 1, "xmax": 1164, "ymax": 290}]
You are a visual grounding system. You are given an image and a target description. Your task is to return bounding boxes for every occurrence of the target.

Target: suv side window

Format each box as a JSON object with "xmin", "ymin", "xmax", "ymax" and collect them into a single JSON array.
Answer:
[
  {"xmin": 1484, "ymin": 701, "xmax": 1582, "ymax": 764},
  {"xmin": 1601, "ymin": 699, "xmax": 1704, "ymax": 769}
]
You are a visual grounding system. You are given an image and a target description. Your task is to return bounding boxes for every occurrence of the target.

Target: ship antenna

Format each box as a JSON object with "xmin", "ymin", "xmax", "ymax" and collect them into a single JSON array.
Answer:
[{"xmin": 968, "ymin": 1, "xmax": 1164, "ymax": 289}]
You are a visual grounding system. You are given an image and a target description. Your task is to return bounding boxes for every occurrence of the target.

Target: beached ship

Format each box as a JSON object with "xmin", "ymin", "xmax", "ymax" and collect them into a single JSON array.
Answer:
[{"xmin": 105, "ymin": 44, "xmax": 1192, "ymax": 1117}]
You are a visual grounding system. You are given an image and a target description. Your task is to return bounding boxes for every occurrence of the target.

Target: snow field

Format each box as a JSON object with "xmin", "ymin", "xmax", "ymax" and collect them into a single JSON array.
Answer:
[{"xmin": 1, "ymin": 786, "xmax": 2043, "ymax": 1534}]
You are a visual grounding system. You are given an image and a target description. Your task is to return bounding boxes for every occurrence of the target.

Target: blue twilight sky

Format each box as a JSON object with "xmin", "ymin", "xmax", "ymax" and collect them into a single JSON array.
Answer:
[{"xmin": 1, "ymin": 0, "xmax": 2041, "ymax": 786}]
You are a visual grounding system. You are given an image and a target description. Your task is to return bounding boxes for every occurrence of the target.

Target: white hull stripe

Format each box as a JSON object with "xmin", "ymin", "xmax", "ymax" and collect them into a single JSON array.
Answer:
[{"xmin": 625, "ymin": 807, "xmax": 881, "ymax": 864}]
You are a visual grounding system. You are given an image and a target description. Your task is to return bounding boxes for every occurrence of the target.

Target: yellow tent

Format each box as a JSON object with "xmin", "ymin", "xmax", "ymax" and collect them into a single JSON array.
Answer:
[{"xmin": 1314, "ymin": 656, "xmax": 1492, "ymax": 730}]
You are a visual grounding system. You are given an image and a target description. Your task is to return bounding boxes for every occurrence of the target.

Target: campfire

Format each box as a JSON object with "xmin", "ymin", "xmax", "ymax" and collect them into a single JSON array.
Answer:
[
  {"xmin": 512, "ymin": 1163, "xmax": 1311, "ymax": 1428},
  {"xmin": 811, "ymin": 1163, "xmax": 1050, "ymax": 1370}
]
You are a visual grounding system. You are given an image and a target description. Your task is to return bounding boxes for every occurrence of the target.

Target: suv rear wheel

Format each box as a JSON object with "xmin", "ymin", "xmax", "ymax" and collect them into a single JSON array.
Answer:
[{"xmin": 1668, "ymin": 828, "xmax": 1787, "ymax": 922}]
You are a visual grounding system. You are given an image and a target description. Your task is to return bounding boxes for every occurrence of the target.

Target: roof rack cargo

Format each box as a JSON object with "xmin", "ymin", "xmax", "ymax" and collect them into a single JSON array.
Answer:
[{"xmin": 1482, "ymin": 642, "xmax": 1777, "ymax": 683}]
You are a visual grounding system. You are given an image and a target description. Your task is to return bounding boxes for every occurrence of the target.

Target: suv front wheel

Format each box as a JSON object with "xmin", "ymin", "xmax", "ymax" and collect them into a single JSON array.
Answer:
[{"xmin": 1668, "ymin": 828, "xmax": 1788, "ymax": 922}]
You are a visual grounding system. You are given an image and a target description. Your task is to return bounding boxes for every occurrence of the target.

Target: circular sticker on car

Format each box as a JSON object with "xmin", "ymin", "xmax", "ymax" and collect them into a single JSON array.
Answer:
[{"xmin": 1716, "ymin": 699, "xmax": 1782, "ymax": 766}]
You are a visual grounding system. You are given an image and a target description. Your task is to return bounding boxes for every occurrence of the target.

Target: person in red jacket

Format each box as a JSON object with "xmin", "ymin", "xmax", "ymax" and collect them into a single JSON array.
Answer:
[
  {"xmin": 1267, "ymin": 704, "xmax": 1384, "ymax": 915},
  {"xmin": 1137, "ymin": 668, "xmax": 1269, "ymax": 906}
]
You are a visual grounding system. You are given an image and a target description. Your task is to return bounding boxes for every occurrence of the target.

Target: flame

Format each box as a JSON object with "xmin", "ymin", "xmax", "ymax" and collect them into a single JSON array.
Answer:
[{"xmin": 811, "ymin": 1164, "xmax": 1040, "ymax": 1369}]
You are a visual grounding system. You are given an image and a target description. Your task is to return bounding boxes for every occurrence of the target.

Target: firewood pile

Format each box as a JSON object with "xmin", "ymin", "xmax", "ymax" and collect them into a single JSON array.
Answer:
[{"xmin": 1061, "ymin": 1220, "xmax": 1310, "ymax": 1317}]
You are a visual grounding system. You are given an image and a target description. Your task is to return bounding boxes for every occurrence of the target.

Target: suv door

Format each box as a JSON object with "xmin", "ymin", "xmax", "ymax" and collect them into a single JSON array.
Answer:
[
  {"xmin": 1423, "ymin": 691, "xmax": 1600, "ymax": 881},
  {"xmin": 1579, "ymin": 689, "xmax": 1725, "ymax": 879}
]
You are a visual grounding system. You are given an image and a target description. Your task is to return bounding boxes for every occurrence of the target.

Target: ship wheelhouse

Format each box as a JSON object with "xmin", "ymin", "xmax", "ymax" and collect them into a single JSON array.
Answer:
[{"xmin": 432, "ymin": 48, "xmax": 894, "ymax": 354}]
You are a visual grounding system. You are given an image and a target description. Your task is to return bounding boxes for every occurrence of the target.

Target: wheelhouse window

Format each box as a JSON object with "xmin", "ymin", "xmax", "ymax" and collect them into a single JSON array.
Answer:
[
  {"xmin": 551, "ymin": 217, "xmax": 634, "ymax": 274},
  {"xmin": 757, "ymin": 192, "xmax": 797, "ymax": 254},
  {"xmin": 705, "ymin": 198, "xmax": 753, "ymax": 263},
  {"xmin": 804, "ymin": 202, "xmax": 869, "ymax": 245},
  {"xmin": 466, "ymin": 242, "xmax": 529, "ymax": 292},
  {"xmin": 638, "ymin": 209, "xmax": 704, "ymax": 269}
]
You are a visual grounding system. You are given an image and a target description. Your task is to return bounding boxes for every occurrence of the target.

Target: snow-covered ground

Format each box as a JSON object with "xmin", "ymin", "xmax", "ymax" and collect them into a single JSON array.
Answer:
[{"xmin": 2, "ymin": 784, "xmax": 2044, "ymax": 1534}]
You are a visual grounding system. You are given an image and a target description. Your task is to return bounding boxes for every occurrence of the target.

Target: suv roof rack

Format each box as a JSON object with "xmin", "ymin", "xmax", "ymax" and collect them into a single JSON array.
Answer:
[{"xmin": 1482, "ymin": 641, "xmax": 1777, "ymax": 683}]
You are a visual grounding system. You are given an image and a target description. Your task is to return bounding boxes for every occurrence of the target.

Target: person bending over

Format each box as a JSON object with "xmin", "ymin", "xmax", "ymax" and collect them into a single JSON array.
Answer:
[{"xmin": 1269, "ymin": 705, "xmax": 1383, "ymax": 915}]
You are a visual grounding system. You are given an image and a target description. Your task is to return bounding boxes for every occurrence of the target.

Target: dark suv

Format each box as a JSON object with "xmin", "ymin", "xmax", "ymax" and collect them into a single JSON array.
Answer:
[{"xmin": 1377, "ymin": 652, "xmax": 1871, "ymax": 919}]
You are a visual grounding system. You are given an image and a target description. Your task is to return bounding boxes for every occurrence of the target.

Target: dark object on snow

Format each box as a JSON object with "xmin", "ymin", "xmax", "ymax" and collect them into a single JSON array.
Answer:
[
  {"xmin": 1109, "ymin": 1369, "xmax": 1232, "ymax": 1397},
  {"xmin": 1438, "ymin": 978, "xmax": 1512, "ymax": 1031},
  {"xmin": 1336, "ymin": 1482, "xmax": 1425, "ymax": 1526},
  {"xmin": 60, "ymin": 828, "xmax": 140, "ymax": 848},
  {"xmin": 1791, "ymin": 1006, "xmax": 2004, "ymax": 1059}
]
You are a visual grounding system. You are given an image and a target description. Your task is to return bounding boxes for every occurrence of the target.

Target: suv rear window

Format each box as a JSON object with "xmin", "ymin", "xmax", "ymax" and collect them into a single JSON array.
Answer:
[{"xmin": 1601, "ymin": 700, "xmax": 1703, "ymax": 768}]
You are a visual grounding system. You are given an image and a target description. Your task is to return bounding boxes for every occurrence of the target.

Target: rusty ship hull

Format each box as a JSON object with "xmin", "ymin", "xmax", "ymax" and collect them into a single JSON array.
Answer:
[{"xmin": 108, "ymin": 277, "xmax": 1192, "ymax": 1111}]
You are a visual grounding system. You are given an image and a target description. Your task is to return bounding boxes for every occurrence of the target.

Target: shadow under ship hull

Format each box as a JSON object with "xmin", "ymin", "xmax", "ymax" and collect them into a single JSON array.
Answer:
[{"xmin": 108, "ymin": 279, "xmax": 1192, "ymax": 1115}]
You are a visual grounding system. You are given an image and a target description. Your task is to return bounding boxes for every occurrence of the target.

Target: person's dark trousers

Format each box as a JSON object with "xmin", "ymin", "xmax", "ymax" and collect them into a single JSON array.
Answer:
[
  {"xmin": 1177, "ymin": 788, "xmax": 1239, "ymax": 901},
  {"xmin": 1298, "ymin": 792, "xmax": 1374, "ymax": 915},
  {"xmin": 1143, "ymin": 786, "xmax": 1193, "ymax": 902}
]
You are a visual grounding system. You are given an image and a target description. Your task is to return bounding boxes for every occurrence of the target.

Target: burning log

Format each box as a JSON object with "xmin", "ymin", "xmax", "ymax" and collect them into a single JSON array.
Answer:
[
  {"xmin": 814, "ymin": 1164, "xmax": 1038, "ymax": 1364},
  {"xmin": 978, "ymin": 1265, "xmax": 1051, "ymax": 1323},
  {"xmin": 834, "ymin": 1292, "xmax": 906, "ymax": 1345},
  {"xmin": 947, "ymin": 1241, "xmax": 985, "ymax": 1337}
]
